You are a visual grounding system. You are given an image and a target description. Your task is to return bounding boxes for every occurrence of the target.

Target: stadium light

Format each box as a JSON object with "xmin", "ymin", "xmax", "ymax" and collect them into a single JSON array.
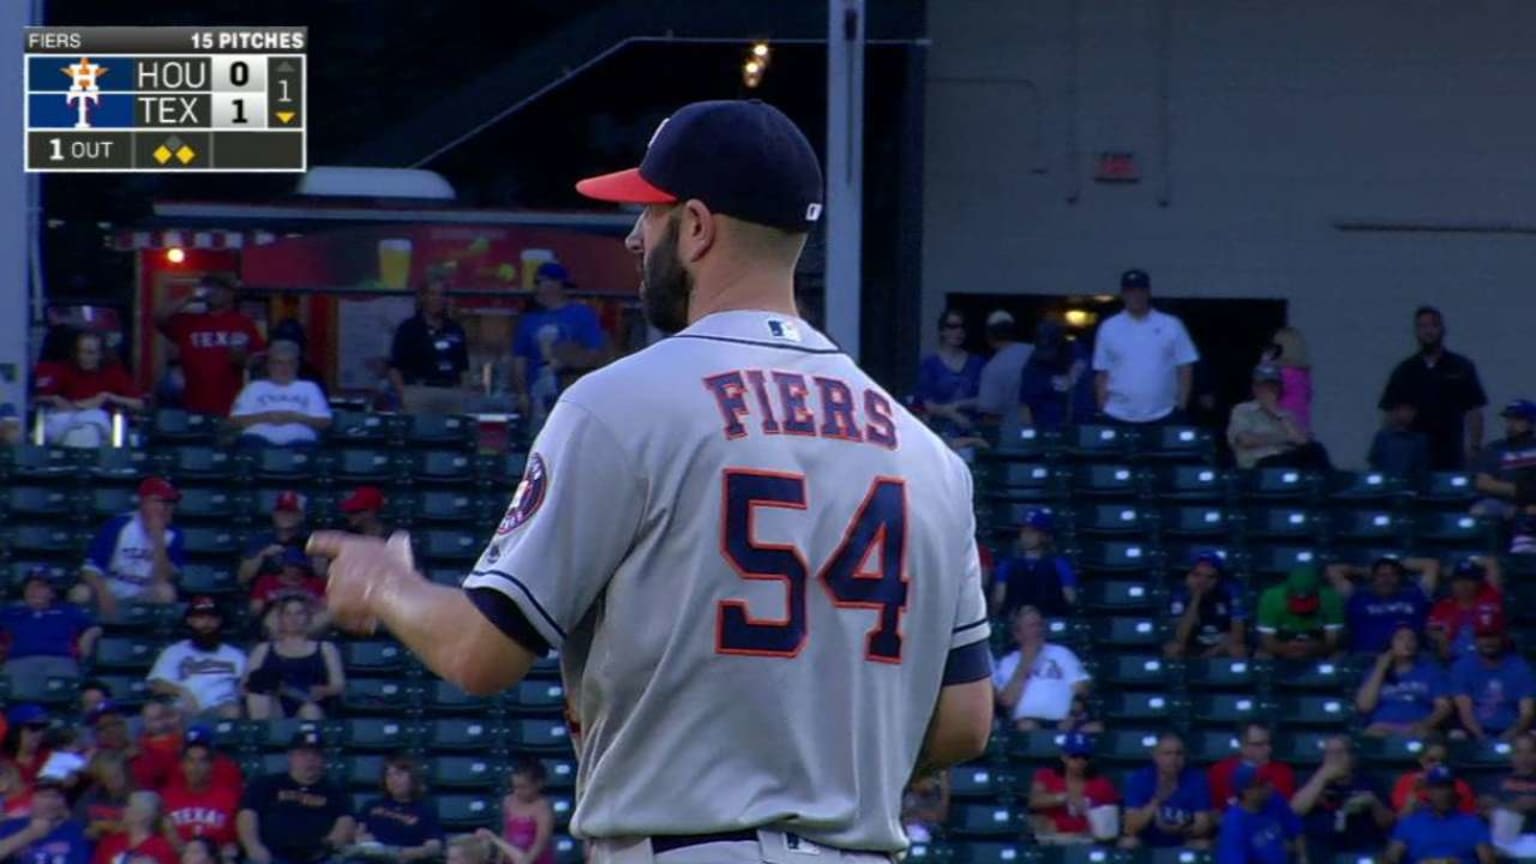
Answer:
[{"xmin": 164, "ymin": 247, "xmax": 186, "ymax": 264}]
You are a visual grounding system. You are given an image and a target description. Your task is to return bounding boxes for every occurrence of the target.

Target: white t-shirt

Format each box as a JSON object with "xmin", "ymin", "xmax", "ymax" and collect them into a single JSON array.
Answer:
[
  {"xmin": 148, "ymin": 639, "xmax": 248, "ymax": 711},
  {"xmin": 231, "ymin": 379, "xmax": 331, "ymax": 444},
  {"xmin": 1091, "ymin": 309, "xmax": 1199, "ymax": 422},
  {"xmin": 992, "ymin": 644, "xmax": 1089, "ymax": 722}
]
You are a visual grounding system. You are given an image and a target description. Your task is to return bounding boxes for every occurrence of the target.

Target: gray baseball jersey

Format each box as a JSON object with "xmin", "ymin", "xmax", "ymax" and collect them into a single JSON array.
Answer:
[{"xmin": 463, "ymin": 310, "xmax": 990, "ymax": 852}]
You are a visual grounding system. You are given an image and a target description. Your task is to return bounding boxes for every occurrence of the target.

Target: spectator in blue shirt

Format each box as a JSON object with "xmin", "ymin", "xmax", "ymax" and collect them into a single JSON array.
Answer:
[
  {"xmin": 1345, "ymin": 557, "xmax": 1431, "ymax": 654},
  {"xmin": 0, "ymin": 779, "xmax": 91, "ymax": 864},
  {"xmin": 990, "ymin": 510, "xmax": 1076, "ymax": 619},
  {"xmin": 1, "ymin": 569, "xmax": 100, "ymax": 694},
  {"xmin": 915, "ymin": 309, "xmax": 985, "ymax": 441},
  {"xmin": 1216, "ymin": 763, "xmax": 1305, "ymax": 864},
  {"xmin": 1291, "ymin": 736, "xmax": 1394, "ymax": 859},
  {"xmin": 1452, "ymin": 616, "xmax": 1536, "ymax": 741},
  {"xmin": 77, "ymin": 476, "xmax": 185, "ymax": 620},
  {"xmin": 1120, "ymin": 732, "xmax": 1213, "ymax": 850},
  {"xmin": 354, "ymin": 755, "xmax": 443, "ymax": 862},
  {"xmin": 238, "ymin": 490, "xmax": 315, "ymax": 589},
  {"xmin": 1357, "ymin": 626, "xmax": 1453, "ymax": 737},
  {"xmin": 512, "ymin": 262, "xmax": 608, "ymax": 424},
  {"xmin": 1384, "ymin": 766, "xmax": 1494, "ymax": 864},
  {"xmin": 1165, "ymin": 551, "xmax": 1247, "ymax": 660}
]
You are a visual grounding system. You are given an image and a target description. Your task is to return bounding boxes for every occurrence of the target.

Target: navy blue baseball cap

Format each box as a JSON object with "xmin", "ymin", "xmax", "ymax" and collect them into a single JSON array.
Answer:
[
  {"xmin": 535, "ymin": 262, "xmax": 572, "ymax": 285},
  {"xmin": 1022, "ymin": 509, "xmax": 1055, "ymax": 532},
  {"xmin": 1061, "ymin": 732, "xmax": 1094, "ymax": 758},
  {"xmin": 1452, "ymin": 558, "xmax": 1486, "ymax": 581},
  {"xmin": 1425, "ymin": 764, "xmax": 1456, "ymax": 786},
  {"xmin": 1121, "ymin": 269, "xmax": 1151, "ymax": 291},
  {"xmin": 1501, "ymin": 399, "xmax": 1536, "ymax": 422},
  {"xmin": 1191, "ymin": 549, "xmax": 1225, "ymax": 570},
  {"xmin": 575, "ymin": 100, "xmax": 824, "ymax": 232}
]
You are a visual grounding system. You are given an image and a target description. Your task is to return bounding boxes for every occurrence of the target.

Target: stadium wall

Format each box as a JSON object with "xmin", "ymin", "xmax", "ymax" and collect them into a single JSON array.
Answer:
[{"xmin": 922, "ymin": 0, "xmax": 1536, "ymax": 465}]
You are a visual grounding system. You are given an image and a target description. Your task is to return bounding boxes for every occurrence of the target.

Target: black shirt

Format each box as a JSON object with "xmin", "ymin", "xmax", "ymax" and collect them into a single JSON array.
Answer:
[
  {"xmin": 241, "ymin": 772, "xmax": 350, "ymax": 863},
  {"xmin": 360, "ymin": 798, "xmax": 441, "ymax": 849},
  {"xmin": 388, "ymin": 314, "xmax": 469, "ymax": 387},
  {"xmin": 1378, "ymin": 350, "xmax": 1486, "ymax": 471}
]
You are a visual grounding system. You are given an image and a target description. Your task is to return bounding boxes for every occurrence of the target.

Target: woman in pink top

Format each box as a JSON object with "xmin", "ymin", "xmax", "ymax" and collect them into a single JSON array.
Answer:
[
  {"xmin": 477, "ymin": 759, "xmax": 554, "ymax": 864},
  {"xmin": 1268, "ymin": 327, "xmax": 1313, "ymax": 432}
]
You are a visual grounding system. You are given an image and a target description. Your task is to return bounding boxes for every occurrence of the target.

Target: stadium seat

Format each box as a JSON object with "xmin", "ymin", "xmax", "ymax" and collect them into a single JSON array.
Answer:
[
  {"xmin": 343, "ymin": 754, "xmax": 387, "ymax": 789},
  {"xmin": 1153, "ymin": 465, "xmax": 1229, "ymax": 502},
  {"xmin": 435, "ymin": 794, "xmax": 497, "ymax": 830},
  {"xmin": 507, "ymin": 719, "xmax": 571, "ymax": 754},
  {"xmin": 1271, "ymin": 660, "xmax": 1350, "ymax": 692},
  {"xmin": 150, "ymin": 409, "xmax": 218, "ymax": 444},
  {"xmin": 88, "ymin": 486, "xmax": 137, "ymax": 518},
  {"xmin": 1159, "ymin": 505, "xmax": 1235, "ymax": 539},
  {"xmin": 948, "ymin": 841, "xmax": 1020, "ymax": 864},
  {"xmin": 95, "ymin": 675, "xmax": 151, "ymax": 708},
  {"xmin": 1328, "ymin": 471, "xmax": 1402, "ymax": 503},
  {"xmin": 179, "ymin": 565, "xmax": 239, "ymax": 596},
  {"xmin": 991, "ymin": 427, "xmax": 1058, "ymax": 461},
  {"xmin": 427, "ymin": 718, "xmax": 499, "ymax": 752},
  {"xmin": 328, "ymin": 411, "xmax": 393, "ymax": 445},
  {"xmin": 1065, "ymin": 425, "xmax": 1136, "ymax": 460},
  {"xmin": 1414, "ymin": 512, "xmax": 1490, "ymax": 549},
  {"xmin": 1274, "ymin": 731, "xmax": 1331, "ymax": 764},
  {"xmin": 1420, "ymin": 472, "xmax": 1476, "ymax": 506},
  {"xmin": 1069, "ymin": 464, "xmax": 1143, "ymax": 498},
  {"xmin": 425, "ymin": 680, "xmax": 493, "ymax": 715},
  {"xmin": 261, "ymin": 719, "xmax": 324, "ymax": 751},
  {"xmin": 404, "ymin": 414, "xmax": 476, "ymax": 449},
  {"xmin": 1073, "ymin": 504, "xmax": 1151, "ymax": 538},
  {"xmin": 412, "ymin": 450, "xmax": 476, "ymax": 486},
  {"xmin": 1328, "ymin": 509, "xmax": 1406, "ymax": 545},
  {"xmin": 178, "ymin": 527, "xmax": 242, "ymax": 559},
  {"xmin": 1076, "ymin": 540, "xmax": 1155, "ymax": 574},
  {"xmin": 1079, "ymin": 580, "xmax": 1160, "ymax": 614},
  {"xmin": 102, "ymin": 602, "xmax": 169, "ymax": 634},
  {"xmin": 4, "ymin": 485, "xmax": 74, "ymax": 518},
  {"xmin": 550, "ymin": 795, "xmax": 574, "ymax": 829},
  {"xmin": 341, "ymin": 678, "xmax": 414, "ymax": 715},
  {"xmin": 175, "ymin": 487, "xmax": 241, "ymax": 522},
  {"xmin": 1241, "ymin": 468, "xmax": 1321, "ymax": 501},
  {"xmin": 328, "ymin": 449, "xmax": 399, "ymax": 483},
  {"xmin": 541, "ymin": 759, "xmax": 577, "ymax": 792},
  {"xmin": 4, "ymin": 446, "xmax": 78, "ymax": 482},
  {"xmin": 409, "ymin": 490, "xmax": 479, "ymax": 524},
  {"xmin": 949, "ymin": 763, "xmax": 1011, "ymax": 800},
  {"xmin": 425, "ymin": 568, "xmax": 463, "ymax": 588},
  {"xmin": 1184, "ymin": 658, "xmax": 1263, "ymax": 691},
  {"xmin": 341, "ymin": 718, "xmax": 416, "ymax": 752},
  {"xmin": 416, "ymin": 529, "xmax": 483, "ymax": 563},
  {"xmin": 476, "ymin": 451, "xmax": 528, "ymax": 487},
  {"xmin": 5, "ymin": 674, "xmax": 78, "ymax": 706},
  {"xmin": 1275, "ymin": 695, "xmax": 1350, "ymax": 727},
  {"xmin": 948, "ymin": 803, "xmax": 1027, "ymax": 838},
  {"xmin": 1355, "ymin": 735, "xmax": 1430, "ymax": 767},
  {"xmin": 1186, "ymin": 730, "xmax": 1241, "ymax": 763},
  {"xmin": 1454, "ymin": 738, "xmax": 1514, "ymax": 768},
  {"xmin": 992, "ymin": 463, "xmax": 1060, "ymax": 504},
  {"xmin": 1144, "ymin": 849, "xmax": 1213, "ymax": 864},
  {"xmin": 1085, "ymin": 617, "xmax": 1163, "ymax": 649},
  {"xmin": 1138, "ymin": 425, "xmax": 1215, "ymax": 463},
  {"xmin": 1035, "ymin": 848, "xmax": 1127, "ymax": 864},
  {"xmin": 1245, "ymin": 544, "xmax": 1320, "ymax": 579},
  {"xmin": 1008, "ymin": 730, "xmax": 1068, "ymax": 761},
  {"xmin": 507, "ymin": 680, "xmax": 565, "ymax": 715},
  {"xmin": 1190, "ymin": 693, "xmax": 1265, "ymax": 728},
  {"xmin": 1094, "ymin": 654, "xmax": 1175, "ymax": 690},
  {"xmin": 904, "ymin": 843, "xmax": 959, "ymax": 864},
  {"xmin": 551, "ymin": 836, "xmax": 585, "ymax": 864},
  {"xmin": 1102, "ymin": 692, "xmax": 1181, "ymax": 724},
  {"xmin": 163, "ymin": 445, "xmax": 237, "ymax": 482},
  {"xmin": 427, "ymin": 756, "xmax": 498, "ymax": 790},
  {"xmin": 83, "ymin": 448, "xmax": 151, "ymax": 483},
  {"xmin": 1244, "ymin": 507, "xmax": 1320, "ymax": 541},
  {"xmin": 6, "ymin": 523, "xmax": 85, "ymax": 557},
  {"xmin": 342, "ymin": 641, "xmax": 407, "ymax": 674},
  {"xmin": 1096, "ymin": 729, "xmax": 1164, "ymax": 763},
  {"xmin": 250, "ymin": 448, "xmax": 318, "ymax": 482}
]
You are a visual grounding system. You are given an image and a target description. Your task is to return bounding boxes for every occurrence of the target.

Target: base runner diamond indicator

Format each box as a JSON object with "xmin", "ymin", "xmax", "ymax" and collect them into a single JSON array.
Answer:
[
  {"xmin": 175, "ymin": 145, "xmax": 195, "ymax": 164},
  {"xmin": 152, "ymin": 144, "xmax": 171, "ymax": 164}
]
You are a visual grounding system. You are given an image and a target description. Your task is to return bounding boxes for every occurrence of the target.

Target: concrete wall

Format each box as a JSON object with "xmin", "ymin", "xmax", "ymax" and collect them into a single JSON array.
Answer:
[{"xmin": 924, "ymin": 0, "xmax": 1536, "ymax": 464}]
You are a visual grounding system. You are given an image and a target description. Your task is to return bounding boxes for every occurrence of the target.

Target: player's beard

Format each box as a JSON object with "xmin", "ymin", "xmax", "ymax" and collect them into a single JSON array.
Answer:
[{"xmin": 641, "ymin": 213, "xmax": 693, "ymax": 335}]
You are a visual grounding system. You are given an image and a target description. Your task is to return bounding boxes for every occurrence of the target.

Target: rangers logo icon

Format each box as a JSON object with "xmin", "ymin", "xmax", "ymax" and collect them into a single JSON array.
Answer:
[{"xmin": 496, "ymin": 454, "xmax": 549, "ymax": 535}]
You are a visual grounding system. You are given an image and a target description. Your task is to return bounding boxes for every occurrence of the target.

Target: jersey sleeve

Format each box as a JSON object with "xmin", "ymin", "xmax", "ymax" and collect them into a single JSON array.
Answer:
[
  {"xmin": 943, "ymin": 465, "xmax": 992, "ymax": 685},
  {"xmin": 83, "ymin": 518, "xmax": 121, "ymax": 574},
  {"xmin": 303, "ymin": 383, "xmax": 332, "ymax": 419},
  {"xmin": 1172, "ymin": 318, "xmax": 1200, "ymax": 365},
  {"xmin": 461, "ymin": 398, "xmax": 644, "ymax": 653},
  {"xmin": 1090, "ymin": 322, "xmax": 1113, "ymax": 372},
  {"xmin": 147, "ymin": 644, "xmax": 179, "ymax": 684},
  {"xmin": 166, "ymin": 529, "xmax": 187, "ymax": 571},
  {"xmin": 229, "ymin": 384, "xmax": 257, "ymax": 417}
]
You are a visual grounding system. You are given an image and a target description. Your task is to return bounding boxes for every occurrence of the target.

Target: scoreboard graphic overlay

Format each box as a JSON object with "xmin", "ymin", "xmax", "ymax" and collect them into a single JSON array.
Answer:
[{"xmin": 24, "ymin": 27, "xmax": 307, "ymax": 172}]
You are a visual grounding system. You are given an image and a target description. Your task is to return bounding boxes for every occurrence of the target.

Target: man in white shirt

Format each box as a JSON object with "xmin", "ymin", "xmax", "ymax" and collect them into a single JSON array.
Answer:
[
  {"xmin": 1092, "ymin": 269, "xmax": 1199, "ymax": 424},
  {"xmin": 976, "ymin": 310, "xmax": 1034, "ymax": 446},
  {"xmin": 230, "ymin": 340, "xmax": 332, "ymax": 447},
  {"xmin": 993, "ymin": 606, "xmax": 1091, "ymax": 729},
  {"xmin": 147, "ymin": 596, "xmax": 247, "ymax": 719}
]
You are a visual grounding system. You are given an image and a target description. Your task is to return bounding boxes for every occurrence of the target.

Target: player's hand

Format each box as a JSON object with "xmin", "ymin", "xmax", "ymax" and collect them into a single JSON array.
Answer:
[{"xmin": 307, "ymin": 530, "xmax": 418, "ymax": 635}]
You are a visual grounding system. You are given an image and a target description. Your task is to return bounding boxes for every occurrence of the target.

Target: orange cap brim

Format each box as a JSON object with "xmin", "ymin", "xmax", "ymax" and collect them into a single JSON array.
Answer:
[{"xmin": 574, "ymin": 167, "xmax": 678, "ymax": 204}]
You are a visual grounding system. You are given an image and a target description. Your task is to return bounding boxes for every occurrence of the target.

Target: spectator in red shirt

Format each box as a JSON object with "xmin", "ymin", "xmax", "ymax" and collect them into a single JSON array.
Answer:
[
  {"xmin": 93, "ymin": 790, "xmax": 177, "ymax": 864},
  {"xmin": 340, "ymin": 487, "xmax": 390, "ymax": 538},
  {"xmin": 155, "ymin": 276, "xmax": 264, "ymax": 416},
  {"xmin": 1428, "ymin": 557, "xmax": 1504, "ymax": 661},
  {"xmin": 162, "ymin": 729, "xmax": 240, "ymax": 858},
  {"xmin": 74, "ymin": 750, "xmax": 132, "ymax": 842},
  {"xmin": 2, "ymin": 704, "xmax": 53, "ymax": 786},
  {"xmin": 1389, "ymin": 737, "xmax": 1476, "ymax": 816},
  {"xmin": 249, "ymin": 548, "xmax": 326, "ymax": 624},
  {"xmin": 34, "ymin": 331, "xmax": 145, "ymax": 448},
  {"xmin": 1028, "ymin": 732, "xmax": 1120, "ymax": 842},
  {"xmin": 87, "ymin": 703, "xmax": 134, "ymax": 758},
  {"xmin": 1208, "ymin": 722, "xmax": 1297, "ymax": 809}
]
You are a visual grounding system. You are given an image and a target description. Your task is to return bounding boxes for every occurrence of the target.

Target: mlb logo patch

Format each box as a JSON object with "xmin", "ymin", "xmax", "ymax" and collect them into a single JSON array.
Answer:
[{"xmin": 766, "ymin": 319, "xmax": 802, "ymax": 342}]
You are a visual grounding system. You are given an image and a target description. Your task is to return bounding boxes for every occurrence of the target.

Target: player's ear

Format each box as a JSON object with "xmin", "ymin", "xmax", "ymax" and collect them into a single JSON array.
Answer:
[{"xmin": 678, "ymin": 200, "xmax": 716, "ymax": 264}]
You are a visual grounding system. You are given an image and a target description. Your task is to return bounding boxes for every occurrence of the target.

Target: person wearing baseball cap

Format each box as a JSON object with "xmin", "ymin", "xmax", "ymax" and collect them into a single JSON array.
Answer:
[
  {"xmin": 163, "ymin": 725, "xmax": 242, "ymax": 850},
  {"xmin": 239, "ymin": 490, "xmax": 312, "ymax": 588},
  {"xmin": 1386, "ymin": 764, "xmax": 1493, "ymax": 864},
  {"xmin": 1028, "ymin": 731, "xmax": 1118, "ymax": 841},
  {"xmin": 1428, "ymin": 557, "xmax": 1505, "ymax": 660},
  {"xmin": 1472, "ymin": 398, "xmax": 1536, "ymax": 517},
  {"xmin": 147, "ymin": 597, "xmax": 247, "ymax": 720},
  {"xmin": 249, "ymin": 547, "xmax": 326, "ymax": 622},
  {"xmin": 1217, "ymin": 761, "xmax": 1302, "ymax": 864},
  {"xmin": 1450, "ymin": 611, "xmax": 1536, "ymax": 741},
  {"xmin": 1255, "ymin": 565, "xmax": 1344, "ymax": 660},
  {"xmin": 993, "ymin": 509, "xmax": 1076, "ymax": 619},
  {"xmin": 0, "ymin": 772, "xmax": 90, "ymax": 863},
  {"xmin": 975, "ymin": 309, "xmax": 1033, "ymax": 445},
  {"xmin": 1091, "ymin": 267, "xmax": 1200, "ymax": 424},
  {"xmin": 512, "ymin": 260, "xmax": 608, "ymax": 425},
  {"xmin": 1165, "ymin": 549, "xmax": 1247, "ymax": 660},
  {"xmin": 1342, "ymin": 556, "xmax": 1432, "ymax": 655},
  {"xmin": 0, "ymin": 567, "xmax": 100, "ymax": 696},
  {"xmin": 238, "ymin": 727, "xmax": 352, "ymax": 864},
  {"xmin": 340, "ymin": 486, "xmax": 390, "ymax": 538},
  {"xmin": 79, "ymin": 476, "xmax": 185, "ymax": 620}
]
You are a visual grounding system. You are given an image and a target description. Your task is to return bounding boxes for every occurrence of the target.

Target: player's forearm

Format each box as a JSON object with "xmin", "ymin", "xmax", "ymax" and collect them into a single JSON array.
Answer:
[{"xmin": 371, "ymin": 576, "xmax": 534, "ymax": 695}]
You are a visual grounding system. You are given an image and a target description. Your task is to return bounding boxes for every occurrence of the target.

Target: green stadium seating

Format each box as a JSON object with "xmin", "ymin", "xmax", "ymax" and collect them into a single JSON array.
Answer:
[
  {"xmin": 507, "ymin": 719, "xmax": 571, "ymax": 753},
  {"xmin": 507, "ymin": 680, "xmax": 565, "ymax": 714},
  {"xmin": 551, "ymin": 836, "xmax": 585, "ymax": 864},
  {"xmin": 179, "ymin": 527, "xmax": 242, "ymax": 558},
  {"xmin": 1079, "ymin": 580, "xmax": 1160, "ymax": 614},
  {"xmin": 1076, "ymin": 540, "xmax": 1155, "ymax": 574},
  {"xmin": 179, "ymin": 487, "xmax": 241, "ymax": 522},
  {"xmin": 1245, "ymin": 544, "xmax": 1320, "ymax": 579},
  {"xmin": 1329, "ymin": 471, "xmax": 1402, "ymax": 503},
  {"xmin": 1241, "ymin": 468, "xmax": 1321, "ymax": 501},
  {"xmin": 95, "ymin": 675, "xmax": 152, "ymax": 708},
  {"xmin": 1185, "ymin": 658, "xmax": 1263, "ymax": 691},
  {"xmin": 1414, "ymin": 512, "xmax": 1489, "ymax": 549},
  {"xmin": 993, "ymin": 427, "xmax": 1058, "ymax": 461},
  {"xmin": 328, "ymin": 449, "xmax": 399, "ymax": 483},
  {"xmin": 179, "ymin": 565, "xmax": 239, "ymax": 596},
  {"xmin": 404, "ymin": 414, "xmax": 476, "ymax": 449},
  {"xmin": 1085, "ymin": 617, "xmax": 1164, "ymax": 649},
  {"xmin": 6, "ymin": 523, "xmax": 83, "ymax": 555},
  {"xmin": 164, "ymin": 445, "xmax": 237, "ymax": 481},
  {"xmin": 1274, "ymin": 731, "xmax": 1332, "ymax": 764},
  {"xmin": 1143, "ymin": 849, "xmax": 1213, "ymax": 864},
  {"xmin": 1186, "ymin": 730, "xmax": 1240, "ymax": 763},
  {"xmin": 427, "ymin": 756, "xmax": 498, "ymax": 790},
  {"xmin": 1138, "ymin": 425, "xmax": 1215, "ymax": 463},
  {"xmin": 1096, "ymin": 729, "xmax": 1164, "ymax": 763},
  {"xmin": 1070, "ymin": 464, "xmax": 1143, "ymax": 498},
  {"xmin": 251, "ymin": 448, "xmax": 318, "ymax": 482},
  {"xmin": 427, "ymin": 718, "xmax": 499, "ymax": 751},
  {"xmin": 1271, "ymin": 660, "xmax": 1351, "ymax": 692},
  {"xmin": 1328, "ymin": 509, "xmax": 1406, "ymax": 544},
  {"xmin": 1074, "ymin": 505, "xmax": 1151, "ymax": 538},
  {"xmin": 261, "ymin": 719, "xmax": 324, "ymax": 751},
  {"xmin": 949, "ymin": 841, "xmax": 1020, "ymax": 864},
  {"xmin": 1275, "ymin": 694, "xmax": 1350, "ymax": 727},
  {"xmin": 150, "ymin": 409, "xmax": 218, "ymax": 444},
  {"xmin": 1065, "ymin": 425, "xmax": 1136, "ymax": 460},
  {"xmin": 435, "ymin": 794, "xmax": 497, "ymax": 829},
  {"xmin": 5, "ymin": 486, "xmax": 74, "ymax": 518},
  {"xmin": 426, "ymin": 680, "xmax": 493, "ymax": 715},
  {"xmin": 1355, "ymin": 735, "xmax": 1429, "ymax": 767},
  {"xmin": 949, "ymin": 763, "xmax": 1011, "ymax": 800},
  {"xmin": 1190, "ymin": 693, "xmax": 1265, "ymax": 728},
  {"xmin": 83, "ymin": 447, "xmax": 152, "ymax": 482},
  {"xmin": 6, "ymin": 674, "xmax": 78, "ymax": 706},
  {"xmin": 88, "ymin": 486, "xmax": 137, "ymax": 518},
  {"xmin": 341, "ymin": 718, "xmax": 416, "ymax": 752},
  {"xmin": 342, "ymin": 641, "xmax": 407, "ymax": 674},
  {"xmin": 409, "ymin": 490, "xmax": 479, "ymax": 524},
  {"xmin": 329, "ymin": 411, "xmax": 392, "ymax": 445},
  {"xmin": 1035, "ymin": 847, "xmax": 1125, "ymax": 864},
  {"xmin": 1419, "ymin": 472, "xmax": 1476, "ymax": 506},
  {"xmin": 1102, "ymin": 692, "xmax": 1182, "ymax": 724},
  {"xmin": 5, "ymin": 447, "xmax": 78, "ymax": 481},
  {"xmin": 341, "ymin": 678, "xmax": 414, "ymax": 715},
  {"xmin": 541, "ymin": 759, "xmax": 577, "ymax": 791},
  {"xmin": 412, "ymin": 450, "xmax": 476, "ymax": 485},
  {"xmin": 416, "ymin": 529, "xmax": 483, "ymax": 563},
  {"xmin": 1244, "ymin": 507, "xmax": 1320, "ymax": 541},
  {"xmin": 904, "ymin": 843, "xmax": 959, "ymax": 864},
  {"xmin": 994, "ymin": 463, "xmax": 1059, "ymax": 503},
  {"xmin": 1153, "ymin": 465, "xmax": 1228, "ymax": 502},
  {"xmin": 1160, "ymin": 506, "xmax": 1234, "ymax": 539},
  {"xmin": 948, "ymin": 803, "xmax": 1027, "ymax": 838},
  {"xmin": 1095, "ymin": 654, "xmax": 1176, "ymax": 690},
  {"xmin": 343, "ymin": 754, "xmax": 387, "ymax": 789}
]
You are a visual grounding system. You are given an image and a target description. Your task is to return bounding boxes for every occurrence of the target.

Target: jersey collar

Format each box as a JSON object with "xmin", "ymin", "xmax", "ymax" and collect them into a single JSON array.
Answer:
[{"xmin": 678, "ymin": 310, "xmax": 839, "ymax": 352}]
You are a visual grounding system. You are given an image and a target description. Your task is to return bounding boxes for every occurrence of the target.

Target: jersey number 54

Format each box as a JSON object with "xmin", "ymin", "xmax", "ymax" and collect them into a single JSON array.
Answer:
[{"xmin": 716, "ymin": 469, "xmax": 907, "ymax": 663}]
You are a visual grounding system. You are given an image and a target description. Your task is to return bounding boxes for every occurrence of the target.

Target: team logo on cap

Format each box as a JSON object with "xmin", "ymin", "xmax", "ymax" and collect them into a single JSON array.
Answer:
[{"xmin": 496, "ymin": 454, "xmax": 549, "ymax": 535}]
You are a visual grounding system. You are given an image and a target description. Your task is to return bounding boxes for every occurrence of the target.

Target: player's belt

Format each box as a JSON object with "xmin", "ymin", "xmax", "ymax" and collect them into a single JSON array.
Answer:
[{"xmin": 649, "ymin": 830, "xmax": 760, "ymax": 853}]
